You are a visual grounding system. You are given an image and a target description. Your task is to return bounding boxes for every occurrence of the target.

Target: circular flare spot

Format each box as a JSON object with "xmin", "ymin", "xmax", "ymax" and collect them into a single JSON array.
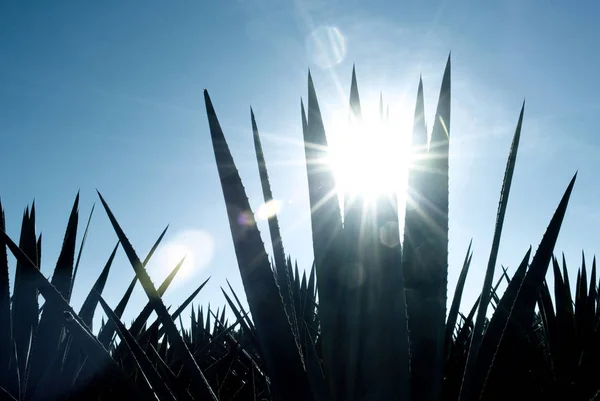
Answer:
[{"xmin": 306, "ymin": 26, "xmax": 347, "ymax": 69}]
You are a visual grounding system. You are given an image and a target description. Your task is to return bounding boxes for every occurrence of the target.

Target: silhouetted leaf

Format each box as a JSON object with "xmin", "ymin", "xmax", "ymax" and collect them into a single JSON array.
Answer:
[
  {"xmin": 204, "ymin": 89, "xmax": 311, "ymax": 401},
  {"xmin": 97, "ymin": 191, "xmax": 218, "ymax": 401}
]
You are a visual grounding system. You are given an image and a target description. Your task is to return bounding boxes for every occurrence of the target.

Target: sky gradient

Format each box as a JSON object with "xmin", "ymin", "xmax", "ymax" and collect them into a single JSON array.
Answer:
[{"xmin": 1, "ymin": 0, "xmax": 600, "ymax": 329}]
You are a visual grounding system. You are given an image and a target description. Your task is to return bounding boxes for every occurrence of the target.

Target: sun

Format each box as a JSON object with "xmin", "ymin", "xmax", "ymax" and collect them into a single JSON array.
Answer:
[{"xmin": 326, "ymin": 106, "xmax": 414, "ymax": 207}]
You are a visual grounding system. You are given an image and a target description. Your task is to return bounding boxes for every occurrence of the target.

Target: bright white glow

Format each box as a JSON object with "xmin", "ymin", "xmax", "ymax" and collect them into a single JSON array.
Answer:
[
  {"xmin": 149, "ymin": 229, "xmax": 215, "ymax": 286},
  {"xmin": 326, "ymin": 107, "xmax": 413, "ymax": 203},
  {"xmin": 255, "ymin": 199, "xmax": 282, "ymax": 220}
]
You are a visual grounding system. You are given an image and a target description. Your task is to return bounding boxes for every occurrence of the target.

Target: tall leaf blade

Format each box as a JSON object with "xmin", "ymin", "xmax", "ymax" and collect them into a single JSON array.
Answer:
[
  {"xmin": 303, "ymin": 73, "xmax": 344, "ymax": 400},
  {"xmin": 78, "ymin": 241, "xmax": 119, "ymax": 328},
  {"xmin": 251, "ymin": 110, "xmax": 297, "ymax": 339},
  {"xmin": 97, "ymin": 275, "xmax": 137, "ymax": 348},
  {"xmin": 204, "ymin": 90, "xmax": 312, "ymax": 401},
  {"xmin": 0, "ymin": 199, "xmax": 15, "ymax": 396},
  {"xmin": 127, "ymin": 256, "xmax": 186, "ymax": 338},
  {"xmin": 97, "ymin": 225, "xmax": 168, "ymax": 349},
  {"xmin": 56, "ymin": 241, "xmax": 119, "ymax": 396},
  {"xmin": 349, "ymin": 65, "xmax": 362, "ymax": 118},
  {"xmin": 460, "ymin": 247, "xmax": 531, "ymax": 401},
  {"xmin": 11, "ymin": 206, "xmax": 39, "ymax": 393},
  {"xmin": 445, "ymin": 240, "xmax": 473, "ymax": 357},
  {"xmin": 97, "ymin": 294, "xmax": 177, "ymax": 401},
  {"xmin": 27, "ymin": 195, "xmax": 79, "ymax": 396},
  {"xmin": 0, "ymin": 225, "xmax": 125, "ymax": 398},
  {"xmin": 226, "ymin": 279, "xmax": 256, "ymax": 333},
  {"xmin": 475, "ymin": 174, "xmax": 576, "ymax": 400},
  {"xmin": 63, "ymin": 311, "xmax": 141, "ymax": 399},
  {"xmin": 69, "ymin": 201, "xmax": 94, "ymax": 300},
  {"xmin": 97, "ymin": 191, "xmax": 218, "ymax": 401},
  {"xmin": 338, "ymin": 69, "xmax": 365, "ymax": 401},
  {"xmin": 404, "ymin": 55, "xmax": 451, "ymax": 401},
  {"xmin": 460, "ymin": 102, "xmax": 525, "ymax": 400},
  {"xmin": 155, "ymin": 278, "xmax": 210, "ymax": 340}
]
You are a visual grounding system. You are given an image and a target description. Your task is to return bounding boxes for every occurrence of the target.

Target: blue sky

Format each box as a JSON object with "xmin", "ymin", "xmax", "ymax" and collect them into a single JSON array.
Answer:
[{"xmin": 1, "ymin": 1, "xmax": 600, "ymax": 330}]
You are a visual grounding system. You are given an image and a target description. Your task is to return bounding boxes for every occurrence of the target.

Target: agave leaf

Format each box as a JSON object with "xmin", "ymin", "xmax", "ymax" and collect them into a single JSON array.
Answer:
[
  {"xmin": 539, "ymin": 279, "xmax": 556, "ymax": 326},
  {"xmin": 204, "ymin": 89, "xmax": 312, "ymax": 401},
  {"xmin": 63, "ymin": 311, "xmax": 141, "ymax": 399},
  {"xmin": 26, "ymin": 195, "xmax": 80, "ymax": 396},
  {"xmin": 308, "ymin": 262, "xmax": 316, "ymax": 299},
  {"xmin": 154, "ymin": 278, "xmax": 210, "ymax": 342},
  {"xmin": 195, "ymin": 308, "xmax": 251, "ymax": 358},
  {"xmin": 507, "ymin": 174, "xmax": 576, "ymax": 327},
  {"xmin": 399, "ymin": 74, "xmax": 427, "ymax": 381},
  {"xmin": 212, "ymin": 307, "xmax": 222, "ymax": 334},
  {"xmin": 46, "ymin": 192, "xmax": 79, "ymax": 298},
  {"xmin": 304, "ymin": 327, "xmax": 327, "ymax": 401},
  {"xmin": 0, "ymin": 224, "xmax": 131, "ymax": 400},
  {"xmin": 143, "ymin": 225, "xmax": 171, "ymax": 267},
  {"xmin": 30, "ymin": 335, "xmax": 70, "ymax": 401},
  {"xmin": 226, "ymin": 279, "xmax": 256, "ymax": 333},
  {"xmin": 589, "ymin": 257, "xmax": 597, "ymax": 320},
  {"xmin": 97, "ymin": 191, "xmax": 218, "ymax": 401},
  {"xmin": 550, "ymin": 256, "xmax": 578, "ymax": 382},
  {"xmin": 462, "ymin": 103, "xmax": 525, "ymax": 396},
  {"xmin": 0, "ymin": 199, "xmax": 16, "ymax": 397},
  {"xmin": 537, "ymin": 278, "xmax": 558, "ymax": 380},
  {"xmin": 221, "ymin": 288, "xmax": 259, "ymax": 350},
  {"xmin": 97, "ymin": 275, "xmax": 137, "ymax": 348},
  {"xmin": 460, "ymin": 247, "xmax": 531, "ymax": 401},
  {"xmin": 445, "ymin": 240, "xmax": 473, "ymax": 358},
  {"xmin": 97, "ymin": 225, "xmax": 169, "ymax": 349},
  {"xmin": 97, "ymin": 294, "xmax": 177, "ymax": 401},
  {"xmin": 147, "ymin": 343, "xmax": 195, "ymax": 401},
  {"xmin": 475, "ymin": 173, "xmax": 576, "ymax": 400},
  {"xmin": 339, "ymin": 104, "xmax": 409, "ymax": 401},
  {"xmin": 349, "ymin": 65, "xmax": 362, "ymax": 118},
  {"xmin": 402, "ymin": 75, "xmax": 427, "ymax": 263},
  {"xmin": 300, "ymin": 271, "xmax": 307, "ymax": 313},
  {"xmin": 0, "ymin": 386, "xmax": 17, "ymax": 401},
  {"xmin": 337, "ymin": 68, "xmax": 366, "ymax": 401},
  {"xmin": 78, "ymin": 241, "xmax": 119, "ymax": 328},
  {"xmin": 56, "ymin": 241, "xmax": 118, "ymax": 397},
  {"xmin": 303, "ymin": 72, "xmax": 345, "ymax": 401},
  {"xmin": 220, "ymin": 305, "xmax": 227, "ymax": 327},
  {"xmin": 360, "ymin": 199, "xmax": 409, "ymax": 401},
  {"xmin": 470, "ymin": 268, "xmax": 514, "ymax": 333},
  {"xmin": 142, "ymin": 316, "xmax": 160, "ymax": 351},
  {"xmin": 127, "ymin": 256, "xmax": 187, "ymax": 338},
  {"xmin": 404, "ymin": 55, "xmax": 451, "ymax": 401},
  {"xmin": 205, "ymin": 303, "xmax": 212, "ymax": 335},
  {"xmin": 251, "ymin": 110, "xmax": 297, "ymax": 339},
  {"xmin": 151, "ymin": 277, "xmax": 210, "ymax": 346},
  {"xmin": 0, "ymin": 223, "xmax": 88, "ymax": 328},
  {"xmin": 11, "ymin": 206, "xmax": 39, "ymax": 390},
  {"xmin": 36, "ymin": 233, "xmax": 42, "ymax": 270},
  {"xmin": 69, "ymin": 202, "xmax": 94, "ymax": 299}
]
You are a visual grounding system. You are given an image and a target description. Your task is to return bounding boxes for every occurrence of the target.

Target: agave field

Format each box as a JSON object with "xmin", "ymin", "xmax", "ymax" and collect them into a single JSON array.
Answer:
[{"xmin": 1, "ymin": 56, "xmax": 600, "ymax": 401}]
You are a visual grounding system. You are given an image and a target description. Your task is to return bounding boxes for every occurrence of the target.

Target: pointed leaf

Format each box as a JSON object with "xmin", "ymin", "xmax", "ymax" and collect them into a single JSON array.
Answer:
[
  {"xmin": 205, "ymin": 89, "xmax": 312, "ymax": 401},
  {"xmin": 97, "ymin": 191, "xmax": 218, "ymax": 401}
]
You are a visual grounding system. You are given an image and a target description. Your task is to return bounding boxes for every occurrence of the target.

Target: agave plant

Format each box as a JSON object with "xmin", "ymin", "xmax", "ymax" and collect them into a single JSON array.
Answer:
[
  {"xmin": 0, "ymin": 195, "xmax": 269, "ymax": 401},
  {"xmin": 203, "ymin": 55, "xmax": 584, "ymax": 401},
  {"xmin": 0, "ymin": 54, "xmax": 596, "ymax": 401}
]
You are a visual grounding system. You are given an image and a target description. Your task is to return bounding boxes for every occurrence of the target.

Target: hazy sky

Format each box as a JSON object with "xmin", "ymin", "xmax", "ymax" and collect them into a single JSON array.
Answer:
[{"xmin": 1, "ymin": 1, "xmax": 600, "ymax": 329}]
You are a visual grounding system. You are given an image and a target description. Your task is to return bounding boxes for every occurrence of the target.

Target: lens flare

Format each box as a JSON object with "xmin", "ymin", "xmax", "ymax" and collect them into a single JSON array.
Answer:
[
  {"xmin": 306, "ymin": 26, "xmax": 347, "ymax": 69},
  {"xmin": 149, "ymin": 229, "xmax": 215, "ymax": 285},
  {"xmin": 237, "ymin": 211, "xmax": 255, "ymax": 226},
  {"xmin": 255, "ymin": 199, "xmax": 282, "ymax": 220}
]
